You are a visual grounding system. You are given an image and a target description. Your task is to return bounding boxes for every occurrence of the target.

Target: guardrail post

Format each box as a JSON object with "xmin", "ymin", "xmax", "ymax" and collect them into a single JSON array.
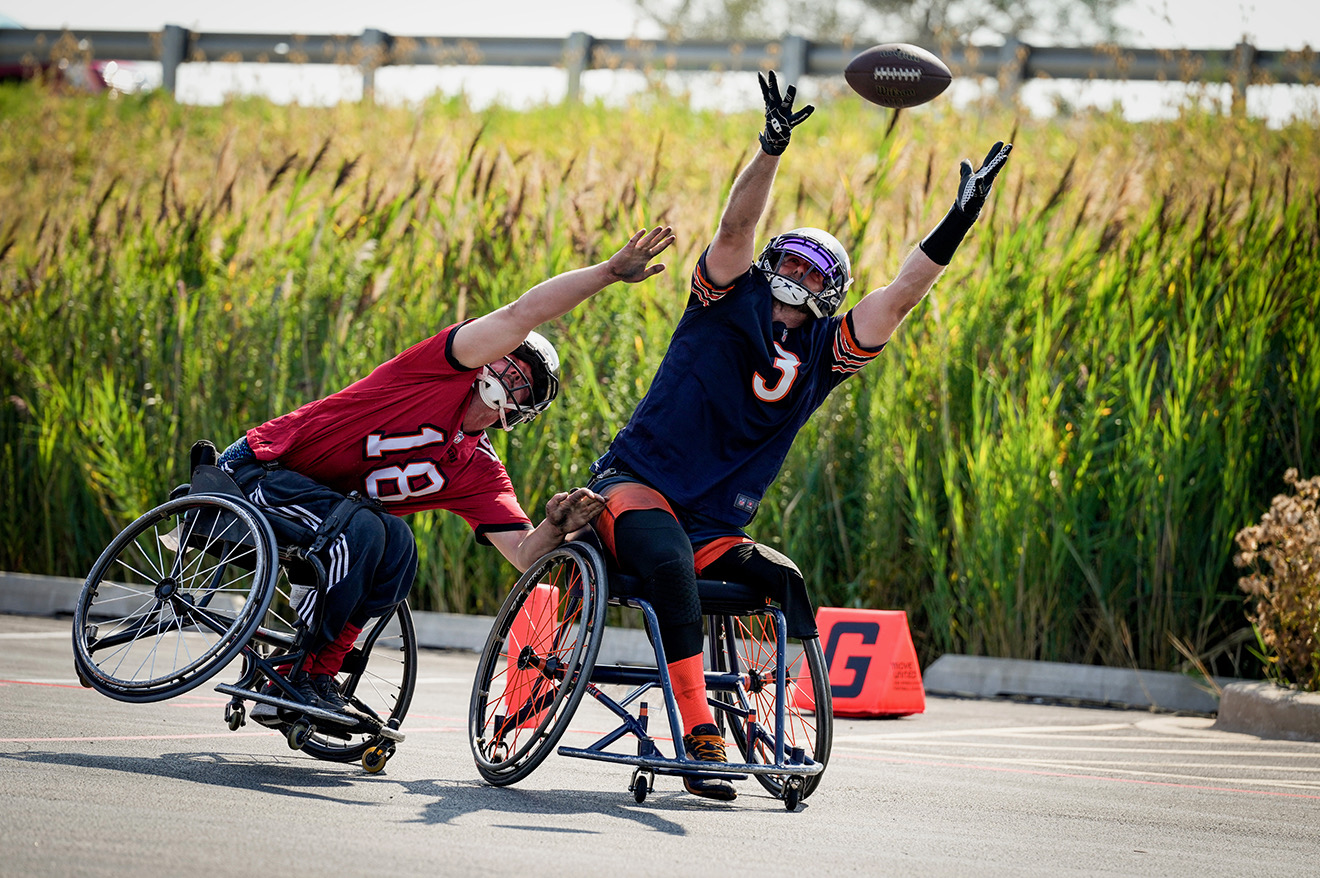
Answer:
[
  {"xmin": 360, "ymin": 28, "xmax": 391, "ymax": 103},
  {"xmin": 160, "ymin": 24, "xmax": 188, "ymax": 96},
  {"xmin": 1232, "ymin": 40, "xmax": 1256, "ymax": 116},
  {"xmin": 781, "ymin": 34, "xmax": 808, "ymax": 85},
  {"xmin": 998, "ymin": 36, "xmax": 1026, "ymax": 100},
  {"xmin": 564, "ymin": 31, "xmax": 594, "ymax": 103}
]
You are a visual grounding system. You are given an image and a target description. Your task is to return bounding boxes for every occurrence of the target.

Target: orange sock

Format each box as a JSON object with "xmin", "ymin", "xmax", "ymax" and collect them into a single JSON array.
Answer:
[
  {"xmin": 667, "ymin": 653, "xmax": 715, "ymax": 733},
  {"xmin": 306, "ymin": 623, "xmax": 363, "ymax": 676}
]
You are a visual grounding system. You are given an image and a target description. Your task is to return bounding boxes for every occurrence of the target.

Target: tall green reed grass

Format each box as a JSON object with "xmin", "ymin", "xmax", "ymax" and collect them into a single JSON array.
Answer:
[{"xmin": 1, "ymin": 84, "xmax": 1315, "ymax": 672}]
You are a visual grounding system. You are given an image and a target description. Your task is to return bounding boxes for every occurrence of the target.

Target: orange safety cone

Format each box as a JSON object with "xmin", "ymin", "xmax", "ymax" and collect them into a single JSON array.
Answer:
[
  {"xmin": 504, "ymin": 583, "xmax": 561, "ymax": 729},
  {"xmin": 794, "ymin": 607, "xmax": 925, "ymax": 717}
]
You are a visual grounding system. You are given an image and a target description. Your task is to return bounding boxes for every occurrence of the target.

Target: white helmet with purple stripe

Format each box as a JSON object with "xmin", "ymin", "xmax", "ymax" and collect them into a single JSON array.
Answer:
[{"xmin": 755, "ymin": 227, "xmax": 853, "ymax": 318}]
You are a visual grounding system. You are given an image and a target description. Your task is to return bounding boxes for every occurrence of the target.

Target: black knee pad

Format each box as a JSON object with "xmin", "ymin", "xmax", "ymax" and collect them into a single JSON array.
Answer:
[{"xmin": 647, "ymin": 558, "xmax": 704, "ymax": 661}]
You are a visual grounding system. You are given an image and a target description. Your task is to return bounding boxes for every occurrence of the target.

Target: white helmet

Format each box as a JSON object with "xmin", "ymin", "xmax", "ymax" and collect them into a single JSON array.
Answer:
[
  {"xmin": 755, "ymin": 227, "xmax": 853, "ymax": 318},
  {"xmin": 477, "ymin": 331, "xmax": 561, "ymax": 430}
]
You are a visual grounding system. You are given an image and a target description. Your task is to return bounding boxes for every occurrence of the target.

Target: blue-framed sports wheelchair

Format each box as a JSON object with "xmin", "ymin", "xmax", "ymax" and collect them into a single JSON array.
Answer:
[
  {"xmin": 71, "ymin": 442, "xmax": 415, "ymax": 773},
  {"xmin": 468, "ymin": 537, "xmax": 832, "ymax": 810}
]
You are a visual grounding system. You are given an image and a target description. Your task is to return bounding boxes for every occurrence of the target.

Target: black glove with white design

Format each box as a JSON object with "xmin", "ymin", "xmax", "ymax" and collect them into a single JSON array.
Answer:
[
  {"xmin": 920, "ymin": 141, "xmax": 1013, "ymax": 265},
  {"xmin": 954, "ymin": 141, "xmax": 1012, "ymax": 221},
  {"xmin": 758, "ymin": 70, "xmax": 814, "ymax": 156}
]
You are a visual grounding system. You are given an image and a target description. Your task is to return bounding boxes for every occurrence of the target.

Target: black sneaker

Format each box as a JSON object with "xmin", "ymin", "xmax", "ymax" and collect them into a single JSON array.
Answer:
[
  {"xmin": 250, "ymin": 680, "xmax": 294, "ymax": 727},
  {"xmin": 682, "ymin": 723, "xmax": 737, "ymax": 801},
  {"xmin": 308, "ymin": 673, "xmax": 370, "ymax": 718}
]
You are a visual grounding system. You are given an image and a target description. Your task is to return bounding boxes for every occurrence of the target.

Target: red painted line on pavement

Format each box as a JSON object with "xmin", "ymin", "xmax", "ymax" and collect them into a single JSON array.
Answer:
[
  {"xmin": 1, "ymin": 679, "xmax": 85, "ymax": 690},
  {"xmin": 0, "ymin": 726, "xmax": 464, "ymax": 744},
  {"xmin": 842, "ymin": 752, "xmax": 1320, "ymax": 800}
]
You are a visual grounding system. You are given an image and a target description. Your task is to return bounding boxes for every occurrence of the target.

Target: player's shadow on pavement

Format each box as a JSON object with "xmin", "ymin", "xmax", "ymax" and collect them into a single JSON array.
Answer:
[
  {"xmin": 0, "ymin": 749, "xmax": 381, "ymax": 805},
  {"xmin": 1, "ymin": 750, "xmax": 784, "ymax": 831},
  {"xmin": 394, "ymin": 775, "xmax": 776, "ymax": 833}
]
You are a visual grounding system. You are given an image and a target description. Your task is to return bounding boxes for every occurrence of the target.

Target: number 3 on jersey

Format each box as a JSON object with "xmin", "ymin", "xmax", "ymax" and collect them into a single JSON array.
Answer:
[{"xmin": 753, "ymin": 343, "xmax": 801, "ymax": 402}]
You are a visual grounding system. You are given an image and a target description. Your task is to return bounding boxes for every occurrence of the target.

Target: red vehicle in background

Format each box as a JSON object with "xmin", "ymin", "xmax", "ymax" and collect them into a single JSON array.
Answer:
[{"xmin": 0, "ymin": 15, "xmax": 135, "ymax": 92}]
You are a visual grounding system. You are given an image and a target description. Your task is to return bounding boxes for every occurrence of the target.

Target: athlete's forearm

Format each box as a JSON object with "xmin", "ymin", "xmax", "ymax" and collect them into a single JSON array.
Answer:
[
  {"xmin": 707, "ymin": 150, "xmax": 779, "ymax": 285},
  {"xmin": 512, "ymin": 518, "xmax": 572, "ymax": 571}
]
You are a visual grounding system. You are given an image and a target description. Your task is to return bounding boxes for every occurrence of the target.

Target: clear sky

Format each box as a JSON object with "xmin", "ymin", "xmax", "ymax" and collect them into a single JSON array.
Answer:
[{"xmin": 6, "ymin": 0, "xmax": 1318, "ymax": 121}]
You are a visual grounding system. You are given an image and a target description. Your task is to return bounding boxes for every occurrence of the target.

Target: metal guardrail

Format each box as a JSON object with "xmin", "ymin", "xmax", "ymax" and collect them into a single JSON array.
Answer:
[{"xmin": 2, "ymin": 25, "xmax": 1317, "ymax": 102}]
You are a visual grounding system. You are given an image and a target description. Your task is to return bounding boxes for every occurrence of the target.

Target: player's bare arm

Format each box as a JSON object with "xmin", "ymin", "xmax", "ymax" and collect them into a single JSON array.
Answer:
[
  {"xmin": 706, "ymin": 71, "xmax": 814, "ymax": 289},
  {"xmin": 850, "ymin": 141, "xmax": 1013, "ymax": 349},
  {"xmin": 452, "ymin": 226, "xmax": 674, "ymax": 370},
  {"xmin": 486, "ymin": 488, "xmax": 607, "ymax": 571}
]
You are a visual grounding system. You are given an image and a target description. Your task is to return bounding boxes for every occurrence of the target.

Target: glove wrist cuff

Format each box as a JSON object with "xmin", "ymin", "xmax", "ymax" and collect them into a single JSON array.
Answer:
[
  {"xmin": 758, "ymin": 133, "xmax": 787, "ymax": 156},
  {"xmin": 919, "ymin": 203, "xmax": 976, "ymax": 266}
]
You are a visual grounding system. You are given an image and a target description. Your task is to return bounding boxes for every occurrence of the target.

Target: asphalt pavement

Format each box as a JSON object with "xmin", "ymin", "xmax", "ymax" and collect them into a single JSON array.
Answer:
[{"xmin": 3, "ymin": 613, "xmax": 1319, "ymax": 877}]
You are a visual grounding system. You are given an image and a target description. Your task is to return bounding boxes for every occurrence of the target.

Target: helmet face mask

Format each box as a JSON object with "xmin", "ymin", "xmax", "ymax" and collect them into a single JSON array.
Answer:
[
  {"xmin": 756, "ymin": 228, "xmax": 853, "ymax": 318},
  {"xmin": 477, "ymin": 331, "xmax": 560, "ymax": 431}
]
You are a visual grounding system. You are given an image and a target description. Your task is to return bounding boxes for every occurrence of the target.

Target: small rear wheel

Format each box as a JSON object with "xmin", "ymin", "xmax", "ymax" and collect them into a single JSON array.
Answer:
[
  {"xmin": 630, "ymin": 769, "xmax": 651, "ymax": 804},
  {"xmin": 287, "ymin": 719, "xmax": 312, "ymax": 750},
  {"xmin": 72, "ymin": 494, "xmax": 278, "ymax": 703},
  {"xmin": 362, "ymin": 745, "xmax": 392, "ymax": 774},
  {"xmin": 784, "ymin": 777, "xmax": 802, "ymax": 811},
  {"xmin": 469, "ymin": 542, "xmax": 608, "ymax": 786}
]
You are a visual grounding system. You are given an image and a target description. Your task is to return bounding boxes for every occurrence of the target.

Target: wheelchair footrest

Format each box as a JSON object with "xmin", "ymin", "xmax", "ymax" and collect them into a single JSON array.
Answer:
[
  {"xmin": 557, "ymin": 745, "xmax": 823, "ymax": 778},
  {"xmin": 215, "ymin": 682, "xmax": 396, "ymax": 737}
]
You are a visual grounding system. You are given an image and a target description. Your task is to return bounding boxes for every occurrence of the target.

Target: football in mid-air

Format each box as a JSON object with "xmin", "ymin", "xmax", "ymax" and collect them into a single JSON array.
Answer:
[{"xmin": 844, "ymin": 43, "xmax": 952, "ymax": 109}]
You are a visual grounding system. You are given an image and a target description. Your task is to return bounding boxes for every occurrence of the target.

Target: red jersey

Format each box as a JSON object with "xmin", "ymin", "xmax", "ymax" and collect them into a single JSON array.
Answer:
[{"xmin": 246, "ymin": 323, "xmax": 532, "ymax": 540}]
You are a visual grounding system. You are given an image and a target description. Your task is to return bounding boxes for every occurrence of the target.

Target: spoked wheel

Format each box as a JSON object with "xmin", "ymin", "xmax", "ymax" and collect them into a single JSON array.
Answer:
[
  {"xmin": 469, "ymin": 542, "xmax": 607, "ymax": 786},
  {"xmin": 712, "ymin": 615, "xmax": 832, "ymax": 802},
  {"xmin": 299, "ymin": 602, "xmax": 418, "ymax": 763},
  {"xmin": 71, "ymin": 494, "xmax": 278, "ymax": 703}
]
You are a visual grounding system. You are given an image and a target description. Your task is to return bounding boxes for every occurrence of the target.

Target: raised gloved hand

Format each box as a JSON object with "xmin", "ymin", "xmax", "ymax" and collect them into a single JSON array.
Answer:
[
  {"xmin": 953, "ymin": 141, "xmax": 1013, "ymax": 221},
  {"xmin": 758, "ymin": 70, "xmax": 814, "ymax": 156},
  {"xmin": 920, "ymin": 140, "xmax": 1014, "ymax": 266}
]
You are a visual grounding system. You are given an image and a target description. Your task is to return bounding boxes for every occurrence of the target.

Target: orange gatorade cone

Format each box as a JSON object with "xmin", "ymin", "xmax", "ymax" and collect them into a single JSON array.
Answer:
[
  {"xmin": 504, "ymin": 583, "xmax": 561, "ymax": 729},
  {"xmin": 794, "ymin": 607, "xmax": 925, "ymax": 717}
]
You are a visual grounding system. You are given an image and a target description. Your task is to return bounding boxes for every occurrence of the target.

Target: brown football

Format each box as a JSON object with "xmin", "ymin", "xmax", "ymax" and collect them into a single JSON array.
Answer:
[{"xmin": 844, "ymin": 43, "xmax": 952, "ymax": 109}]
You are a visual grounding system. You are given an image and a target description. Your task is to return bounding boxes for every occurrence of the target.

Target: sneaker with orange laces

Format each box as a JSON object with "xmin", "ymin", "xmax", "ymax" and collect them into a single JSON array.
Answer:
[{"xmin": 681, "ymin": 723, "xmax": 737, "ymax": 801}]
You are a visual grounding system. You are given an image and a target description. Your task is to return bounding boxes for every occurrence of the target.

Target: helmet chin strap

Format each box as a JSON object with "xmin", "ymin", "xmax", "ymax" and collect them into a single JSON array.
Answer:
[
  {"xmin": 477, "ymin": 367, "xmax": 515, "ymax": 431},
  {"xmin": 767, "ymin": 274, "xmax": 826, "ymax": 318}
]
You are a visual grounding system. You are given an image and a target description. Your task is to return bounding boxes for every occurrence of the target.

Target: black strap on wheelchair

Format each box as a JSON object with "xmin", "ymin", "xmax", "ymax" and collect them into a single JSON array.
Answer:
[{"xmin": 303, "ymin": 492, "xmax": 373, "ymax": 555}]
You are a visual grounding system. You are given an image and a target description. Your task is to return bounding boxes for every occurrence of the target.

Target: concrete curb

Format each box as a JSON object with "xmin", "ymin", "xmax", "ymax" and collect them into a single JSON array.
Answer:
[
  {"xmin": 8, "ymin": 571, "xmax": 1314, "ymax": 735},
  {"xmin": 923, "ymin": 654, "xmax": 1233, "ymax": 715},
  {"xmin": 1213, "ymin": 681, "xmax": 1320, "ymax": 742}
]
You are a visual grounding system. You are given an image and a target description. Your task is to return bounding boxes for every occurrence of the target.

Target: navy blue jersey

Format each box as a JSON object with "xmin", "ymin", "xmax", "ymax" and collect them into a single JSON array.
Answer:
[{"xmin": 595, "ymin": 248, "xmax": 884, "ymax": 527}]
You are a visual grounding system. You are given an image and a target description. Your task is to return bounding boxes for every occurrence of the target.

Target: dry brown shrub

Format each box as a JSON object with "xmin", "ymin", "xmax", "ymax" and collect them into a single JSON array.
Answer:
[{"xmin": 1234, "ymin": 469, "xmax": 1320, "ymax": 691}]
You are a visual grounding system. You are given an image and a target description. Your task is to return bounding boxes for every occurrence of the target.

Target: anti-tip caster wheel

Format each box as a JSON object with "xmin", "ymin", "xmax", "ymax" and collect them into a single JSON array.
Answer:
[
  {"xmin": 783, "ymin": 778, "xmax": 802, "ymax": 812},
  {"xmin": 287, "ymin": 719, "xmax": 312, "ymax": 751},
  {"xmin": 629, "ymin": 769, "xmax": 652, "ymax": 804},
  {"xmin": 362, "ymin": 744, "xmax": 394, "ymax": 774}
]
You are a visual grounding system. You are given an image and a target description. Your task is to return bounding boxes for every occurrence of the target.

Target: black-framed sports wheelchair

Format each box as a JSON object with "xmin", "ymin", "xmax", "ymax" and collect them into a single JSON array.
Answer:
[
  {"xmin": 468, "ymin": 537, "xmax": 832, "ymax": 811},
  {"xmin": 71, "ymin": 443, "xmax": 415, "ymax": 773}
]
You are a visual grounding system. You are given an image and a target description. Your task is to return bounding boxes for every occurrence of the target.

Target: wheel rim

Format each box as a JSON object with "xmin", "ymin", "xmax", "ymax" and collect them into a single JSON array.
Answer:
[
  {"xmin": 72, "ymin": 495, "xmax": 275, "ymax": 701},
  {"xmin": 720, "ymin": 614, "xmax": 831, "ymax": 799},
  {"xmin": 470, "ymin": 544, "xmax": 604, "ymax": 783}
]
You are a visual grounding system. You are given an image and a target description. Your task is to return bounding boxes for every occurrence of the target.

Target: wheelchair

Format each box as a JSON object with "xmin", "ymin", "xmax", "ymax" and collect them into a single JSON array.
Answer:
[
  {"xmin": 468, "ymin": 537, "xmax": 832, "ymax": 811},
  {"xmin": 71, "ymin": 444, "xmax": 416, "ymax": 774}
]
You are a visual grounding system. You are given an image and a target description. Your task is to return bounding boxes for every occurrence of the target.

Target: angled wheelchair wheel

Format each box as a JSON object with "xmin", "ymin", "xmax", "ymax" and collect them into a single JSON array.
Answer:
[
  {"xmin": 713, "ymin": 615, "xmax": 833, "ymax": 802},
  {"xmin": 469, "ymin": 542, "xmax": 607, "ymax": 786},
  {"xmin": 72, "ymin": 494, "xmax": 278, "ymax": 703},
  {"xmin": 300, "ymin": 602, "xmax": 418, "ymax": 763}
]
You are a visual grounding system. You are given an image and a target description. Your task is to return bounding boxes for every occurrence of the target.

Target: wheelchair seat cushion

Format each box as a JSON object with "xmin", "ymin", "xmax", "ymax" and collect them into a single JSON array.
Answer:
[{"xmin": 608, "ymin": 570, "xmax": 771, "ymax": 616}]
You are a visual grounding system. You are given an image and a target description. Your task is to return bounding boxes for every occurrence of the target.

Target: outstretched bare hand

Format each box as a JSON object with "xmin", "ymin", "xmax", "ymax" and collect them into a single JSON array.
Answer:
[
  {"xmin": 607, "ymin": 226, "xmax": 676, "ymax": 283},
  {"xmin": 545, "ymin": 487, "xmax": 607, "ymax": 535}
]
